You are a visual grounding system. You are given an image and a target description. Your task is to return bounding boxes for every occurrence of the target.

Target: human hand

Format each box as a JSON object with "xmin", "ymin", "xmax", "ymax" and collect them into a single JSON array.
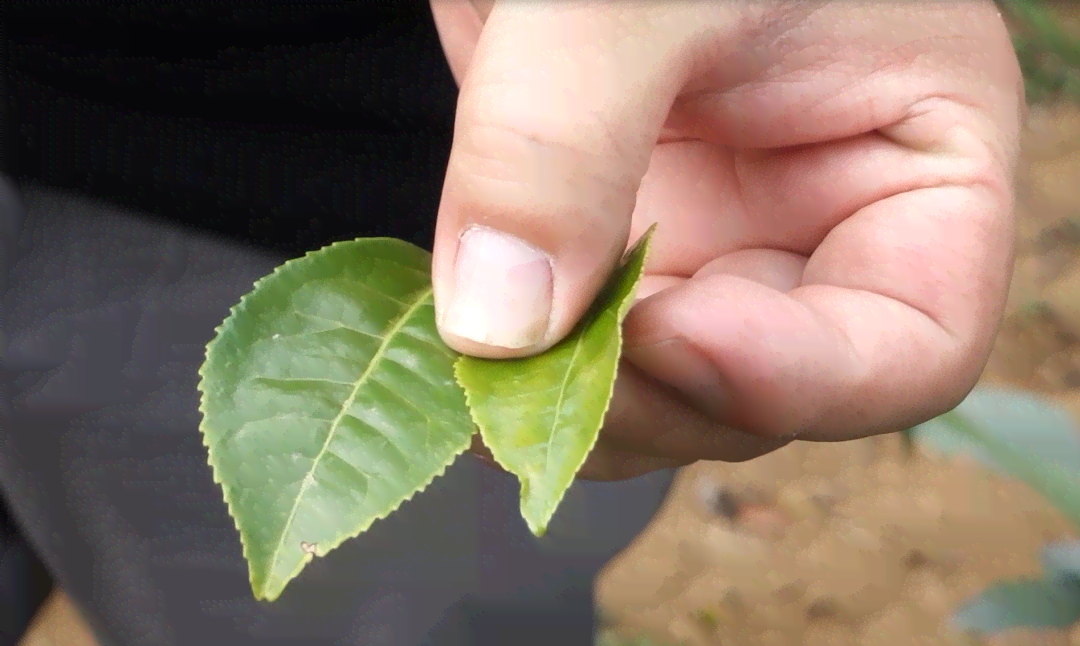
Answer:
[{"xmin": 428, "ymin": 1, "xmax": 1023, "ymax": 479}]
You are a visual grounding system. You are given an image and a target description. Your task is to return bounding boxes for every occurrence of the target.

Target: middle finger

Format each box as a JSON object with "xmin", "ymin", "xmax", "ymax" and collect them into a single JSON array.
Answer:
[{"xmin": 627, "ymin": 133, "xmax": 964, "ymax": 278}]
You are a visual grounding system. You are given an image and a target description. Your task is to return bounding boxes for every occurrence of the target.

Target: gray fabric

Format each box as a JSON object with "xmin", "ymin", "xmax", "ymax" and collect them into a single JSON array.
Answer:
[{"xmin": 0, "ymin": 180, "xmax": 675, "ymax": 646}]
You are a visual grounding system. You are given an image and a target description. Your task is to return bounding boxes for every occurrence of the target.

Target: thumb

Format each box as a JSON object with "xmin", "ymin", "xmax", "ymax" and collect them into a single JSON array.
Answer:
[{"xmin": 432, "ymin": 3, "xmax": 702, "ymax": 358}]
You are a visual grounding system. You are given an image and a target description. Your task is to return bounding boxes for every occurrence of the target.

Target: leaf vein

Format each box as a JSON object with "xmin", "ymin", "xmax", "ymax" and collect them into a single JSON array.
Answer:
[
  {"xmin": 343, "ymin": 277, "xmax": 414, "ymax": 309},
  {"xmin": 217, "ymin": 414, "xmax": 334, "ymax": 450},
  {"xmin": 541, "ymin": 332, "xmax": 590, "ymax": 482},
  {"xmin": 291, "ymin": 311, "xmax": 382, "ymax": 340},
  {"xmin": 251, "ymin": 375, "xmax": 356, "ymax": 387},
  {"xmin": 264, "ymin": 287, "xmax": 433, "ymax": 581},
  {"xmin": 398, "ymin": 326, "xmax": 457, "ymax": 359},
  {"xmin": 367, "ymin": 375, "xmax": 433, "ymax": 426}
]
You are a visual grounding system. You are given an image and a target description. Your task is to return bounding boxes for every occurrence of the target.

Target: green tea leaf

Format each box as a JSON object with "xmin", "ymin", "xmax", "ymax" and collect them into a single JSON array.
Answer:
[
  {"xmin": 455, "ymin": 225, "xmax": 656, "ymax": 536},
  {"xmin": 198, "ymin": 238, "xmax": 474, "ymax": 601}
]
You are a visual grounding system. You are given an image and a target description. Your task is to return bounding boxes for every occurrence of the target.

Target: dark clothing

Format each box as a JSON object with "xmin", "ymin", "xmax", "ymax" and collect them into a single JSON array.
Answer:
[
  {"xmin": 4, "ymin": 1, "xmax": 456, "ymax": 253},
  {"xmin": 2, "ymin": 3, "xmax": 674, "ymax": 645}
]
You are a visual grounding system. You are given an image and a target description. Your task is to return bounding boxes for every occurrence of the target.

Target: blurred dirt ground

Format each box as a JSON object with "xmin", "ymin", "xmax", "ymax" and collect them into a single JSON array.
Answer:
[{"xmin": 594, "ymin": 98, "xmax": 1080, "ymax": 646}]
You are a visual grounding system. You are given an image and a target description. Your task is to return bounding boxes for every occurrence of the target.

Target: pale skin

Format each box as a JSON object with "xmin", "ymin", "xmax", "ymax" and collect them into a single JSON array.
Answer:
[{"xmin": 428, "ymin": 1, "xmax": 1024, "ymax": 479}]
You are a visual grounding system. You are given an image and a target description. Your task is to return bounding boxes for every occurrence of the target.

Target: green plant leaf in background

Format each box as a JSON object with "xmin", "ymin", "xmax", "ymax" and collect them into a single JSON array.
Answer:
[
  {"xmin": 455, "ymin": 225, "xmax": 656, "ymax": 536},
  {"xmin": 907, "ymin": 386, "xmax": 1080, "ymax": 635},
  {"xmin": 908, "ymin": 385, "xmax": 1080, "ymax": 529},
  {"xmin": 951, "ymin": 579, "xmax": 1080, "ymax": 634},
  {"xmin": 952, "ymin": 541, "xmax": 1080, "ymax": 635},
  {"xmin": 1042, "ymin": 540, "xmax": 1080, "ymax": 585},
  {"xmin": 198, "ymin": 238, "xmax": 475, "ymax": 601}
]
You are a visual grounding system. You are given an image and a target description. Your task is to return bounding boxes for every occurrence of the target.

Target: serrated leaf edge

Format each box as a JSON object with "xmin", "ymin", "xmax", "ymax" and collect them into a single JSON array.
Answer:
[{"xmin": 196, "ymin": 237, "xmax": 471, "ymax": 601}]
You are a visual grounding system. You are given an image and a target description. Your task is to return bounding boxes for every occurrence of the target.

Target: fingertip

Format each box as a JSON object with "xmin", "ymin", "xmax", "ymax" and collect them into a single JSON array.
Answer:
[{"xmin": 436, "ymin": 226, "xmax": 554, "ymax": 356}]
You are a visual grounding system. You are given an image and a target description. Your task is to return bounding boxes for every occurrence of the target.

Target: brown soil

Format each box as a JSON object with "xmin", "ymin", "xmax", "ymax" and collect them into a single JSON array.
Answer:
[{"xmin": 595, "ymin": 88, "xmax": 1080, "ymax": 646}]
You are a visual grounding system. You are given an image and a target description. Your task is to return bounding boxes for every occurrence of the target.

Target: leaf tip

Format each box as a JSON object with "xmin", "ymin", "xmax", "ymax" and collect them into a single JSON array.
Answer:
[
  {"xmin": 520, "ymin": 488, "xmax": 566, "ymax": 539},
  {"xmin": 526, "ymin": 516, "xmax": 549, "ymax": 538}
]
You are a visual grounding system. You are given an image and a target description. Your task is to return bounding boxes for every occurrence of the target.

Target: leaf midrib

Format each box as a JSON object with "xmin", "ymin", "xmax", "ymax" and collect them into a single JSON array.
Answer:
[
  {"xmin": 263, "ymin": 286, "xmax": 433, "ymax": 590},
  {"xmin": 539, "ymin": 329, "xmax": 589, "ymax": 490}
]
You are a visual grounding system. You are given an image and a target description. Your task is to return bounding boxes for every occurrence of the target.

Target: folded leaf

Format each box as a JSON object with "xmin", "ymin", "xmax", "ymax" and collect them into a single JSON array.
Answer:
[
  {"xmin": 198, "ymin": 238, "xmax": 474, "ymax": 601},
  {"xmin": 455, "ymin": 225, "xmax": 656, "ymax": 536}
]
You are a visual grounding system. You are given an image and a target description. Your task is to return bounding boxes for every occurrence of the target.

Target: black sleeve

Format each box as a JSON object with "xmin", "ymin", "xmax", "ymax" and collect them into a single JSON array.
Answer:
[{"xmin": 3, "ymin": 1, "xmax": 459, "ymax": 255}]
